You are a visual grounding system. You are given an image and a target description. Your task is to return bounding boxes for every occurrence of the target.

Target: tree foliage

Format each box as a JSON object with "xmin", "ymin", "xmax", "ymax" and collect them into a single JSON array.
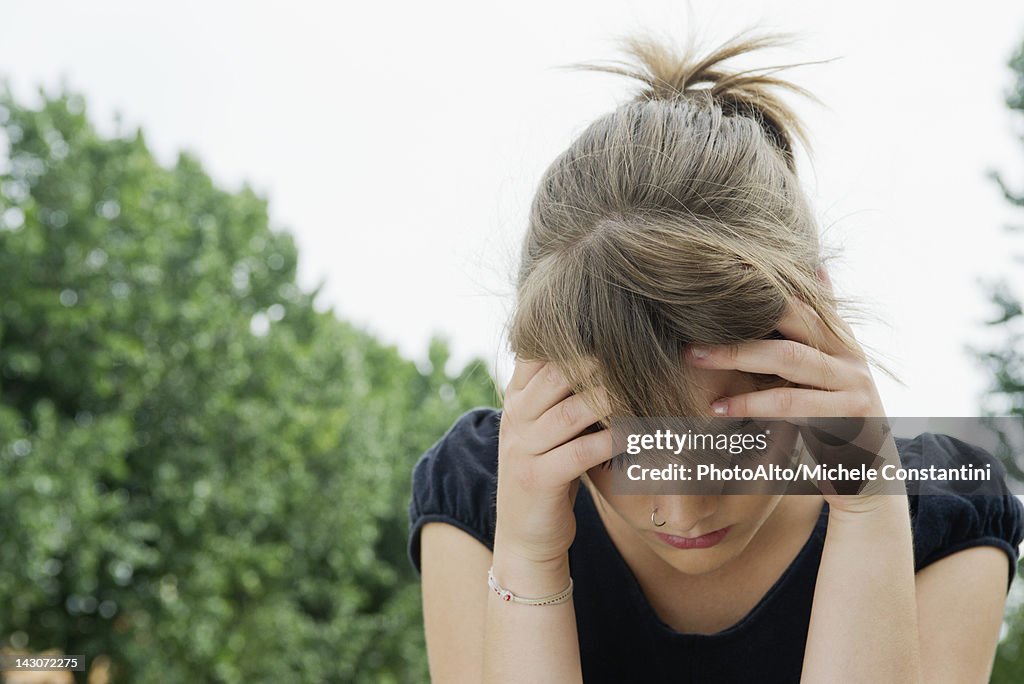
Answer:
[{"xmin": 0, "ymin": 85, "xmax": 500, "ymax": 682}]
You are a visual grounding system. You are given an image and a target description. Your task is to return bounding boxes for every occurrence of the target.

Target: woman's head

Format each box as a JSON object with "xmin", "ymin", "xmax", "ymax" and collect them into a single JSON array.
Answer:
[
  {"xmin": 504, "ymin": 24, "xmax": 888, "ymax": 423},
  {"xmin": 502, "ymin": 24, "xmax": 894, "ymax": 575}
]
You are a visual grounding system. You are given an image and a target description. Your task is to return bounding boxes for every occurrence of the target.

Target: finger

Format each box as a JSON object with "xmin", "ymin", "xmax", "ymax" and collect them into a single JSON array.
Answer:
[
  {"xmin": 687, "ymin": 339, "xmax": 848, "ymax": 391},
  {"xmin": 519, "ymin": 362, "xmax": 579, "ymax": 421},
  {"xmin": 534, "ymin": 386, "xmax": 613, "ymax": 452},
  {"xmin": 507, "ymin": 356, "xmax": 546, "ymax": 392},
  {"xmin": 713, "ymin": 387, "xmax": 862, "ymax": 419},
  {"xmin": 775, "ymin": 297, "xmax": 845, "ymax": 357},
  {"xmin": 540, "ymin": 427, "xmax": 616, "ymax": 484}
]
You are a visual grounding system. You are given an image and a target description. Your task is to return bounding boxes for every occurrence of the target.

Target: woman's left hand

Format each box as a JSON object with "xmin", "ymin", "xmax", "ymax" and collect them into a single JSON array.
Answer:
[{"xmin": 683, "ymin": 267, "xmax": 902, "ymax": 514}]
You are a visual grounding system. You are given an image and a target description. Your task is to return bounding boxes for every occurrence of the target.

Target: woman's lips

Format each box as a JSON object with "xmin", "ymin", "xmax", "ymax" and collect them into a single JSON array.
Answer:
[{"xmin": 654, "ymin": 526, "xmax": 732, "ymax": 549}]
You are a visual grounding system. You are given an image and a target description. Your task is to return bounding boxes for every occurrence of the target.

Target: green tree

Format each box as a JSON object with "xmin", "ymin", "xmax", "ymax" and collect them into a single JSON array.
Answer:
[
  {"xmin": 0, "ymin": 85, "xmax": 499, "ymax": 682},
  {"xmin": 972, "ymin": 33, "xmax": 1024, "ymax": 683}
]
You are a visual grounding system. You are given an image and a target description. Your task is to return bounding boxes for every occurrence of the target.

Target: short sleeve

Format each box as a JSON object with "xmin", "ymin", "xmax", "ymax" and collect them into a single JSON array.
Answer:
[
  {"xmin": 406, "ymin": 407, "xmax": 502, "ymax": 576},
  {"xmin": 902, "ymin": 432, "xmax": 1024, "ymax": 591}
]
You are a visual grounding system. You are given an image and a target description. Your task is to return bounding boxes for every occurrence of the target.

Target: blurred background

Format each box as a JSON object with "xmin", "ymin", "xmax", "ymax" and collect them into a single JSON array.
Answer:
[{"xmin": 0, "ymin": 0, "xmax": 1023, "ymax": 681}]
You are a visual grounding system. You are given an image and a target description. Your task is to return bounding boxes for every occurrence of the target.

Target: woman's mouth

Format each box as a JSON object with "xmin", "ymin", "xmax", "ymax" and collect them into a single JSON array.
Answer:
[{"xmin": 654, "ymin": 526, "xmax": 732, "ymax": 549}]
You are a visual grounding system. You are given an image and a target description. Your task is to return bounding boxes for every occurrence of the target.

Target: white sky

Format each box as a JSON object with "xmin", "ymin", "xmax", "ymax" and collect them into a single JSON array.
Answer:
[{"xmin": 3, "ymin": 1, "xmax": 1024, "ymax": 418}]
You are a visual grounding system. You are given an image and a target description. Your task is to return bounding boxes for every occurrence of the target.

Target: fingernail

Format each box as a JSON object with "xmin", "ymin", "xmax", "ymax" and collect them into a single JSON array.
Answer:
[
  {"xmin": 690, "ymin": 345, "xmax": 710, "ymax": 359},
  {"xmin": 712, "ymin": 400, "xmax": 729, "ymax": 416}
]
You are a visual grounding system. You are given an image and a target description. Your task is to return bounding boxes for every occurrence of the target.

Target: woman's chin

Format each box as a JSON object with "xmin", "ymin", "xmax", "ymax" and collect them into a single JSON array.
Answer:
[{"xmin": 646, "ymin": 534, "xmax": 742, "ymax": 576}]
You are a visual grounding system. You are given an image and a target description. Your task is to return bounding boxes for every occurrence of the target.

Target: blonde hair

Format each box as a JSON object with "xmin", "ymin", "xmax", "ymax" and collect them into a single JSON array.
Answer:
[{"xmin": 503, "ymin": 24, "xmax": 899, "ymax": 423}]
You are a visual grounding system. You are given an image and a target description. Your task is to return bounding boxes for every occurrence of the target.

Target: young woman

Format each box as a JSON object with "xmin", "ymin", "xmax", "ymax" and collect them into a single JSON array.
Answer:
[{"xmin": 407, "ymin": 25, "xmax": 1024, "ymax": 683}]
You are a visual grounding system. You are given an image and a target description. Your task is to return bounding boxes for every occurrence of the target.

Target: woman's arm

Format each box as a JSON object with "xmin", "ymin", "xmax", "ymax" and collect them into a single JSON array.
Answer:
[
  {"xmin": 420, "ymin": 524, "xmax": 584, "ymax": 683},
  {"xmin": 483, "ymin": 545, "xmax": 582, "ymax": 683},
  {"xmin": 417, "ymin": 365, "xmax": 608, "ymax": 683},
  {"xmin": 420, "ymin": 522, "xmax": 492, "ymax": 683},
  {"xmin": 802, "ymin": 499, "xmax": 1011, "ymax": 684},
  {"xmin": 800, "ymin": 495, "xmax": 922, "ymax": 683},
  {"xmin": 682, "ymin": 268, "xmax": 979, "ymax": 682},
  {"xmin": 915, "ymin": 545, "xmax": 1010, "ymax": 683}
]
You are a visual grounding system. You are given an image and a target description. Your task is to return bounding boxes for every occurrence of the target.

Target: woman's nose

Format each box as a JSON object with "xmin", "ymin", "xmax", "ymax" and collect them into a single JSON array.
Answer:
[{"xmin": 653, "ymin": 495, "xmax": 719, "ymax": 534}]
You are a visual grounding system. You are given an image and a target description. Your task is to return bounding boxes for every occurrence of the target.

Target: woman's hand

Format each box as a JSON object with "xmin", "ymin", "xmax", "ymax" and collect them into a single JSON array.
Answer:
[
  {"xmin": 495, "ymin": 359, "xmax": 614, "ymax": 566},
  {"xmin": 683, "ymin": 267, "xmax": 902, "ymax": 514}
]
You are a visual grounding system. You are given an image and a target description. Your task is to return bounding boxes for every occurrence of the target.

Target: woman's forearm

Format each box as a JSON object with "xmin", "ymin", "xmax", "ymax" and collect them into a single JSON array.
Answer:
[
  {"xmin": 801, "ymin": 495, "xmax": 922, "ymax": 683},
  {"xmin": 483, "ymin": 544, "xmax": 583, "ymax": 683}
]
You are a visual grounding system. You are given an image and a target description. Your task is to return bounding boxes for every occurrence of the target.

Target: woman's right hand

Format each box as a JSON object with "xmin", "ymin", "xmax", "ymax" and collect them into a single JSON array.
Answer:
[{"xmin": 494, "ymin": 357, "xmax": 615, "ymax": 567}]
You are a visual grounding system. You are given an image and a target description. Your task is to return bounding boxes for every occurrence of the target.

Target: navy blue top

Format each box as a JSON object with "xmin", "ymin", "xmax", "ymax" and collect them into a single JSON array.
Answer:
[{"xmin": 407, "ymin": 407, "xmax": 1024, "ymax": 683}]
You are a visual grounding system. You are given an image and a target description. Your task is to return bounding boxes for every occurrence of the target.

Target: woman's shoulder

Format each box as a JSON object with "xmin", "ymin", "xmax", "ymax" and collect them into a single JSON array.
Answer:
[
  {"xmin": 406, "ymin": 407, "xmax": 502, "ymax": 576},
  {"xmin": 895, "ymin": 432, "xmax": 1024, "ymax": 589}
]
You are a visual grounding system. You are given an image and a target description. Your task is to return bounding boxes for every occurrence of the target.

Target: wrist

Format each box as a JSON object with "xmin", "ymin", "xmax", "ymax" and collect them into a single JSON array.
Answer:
[
  {"xmin": 491, "ymin": 546, "xmax": 572, "ymax": 598},
  {"xmin": 492, "ymin": 526, "xmax": 572, "ymax": 567},
  {"xmin": 827, "ymin": 493, "xmax": 910, "ymax": 526}
]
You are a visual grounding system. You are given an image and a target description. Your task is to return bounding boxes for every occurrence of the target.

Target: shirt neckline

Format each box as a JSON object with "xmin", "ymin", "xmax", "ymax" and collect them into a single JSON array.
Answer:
[{"xmin": 577, "ymin": 484, "xmax": 829, "ymax": 641}]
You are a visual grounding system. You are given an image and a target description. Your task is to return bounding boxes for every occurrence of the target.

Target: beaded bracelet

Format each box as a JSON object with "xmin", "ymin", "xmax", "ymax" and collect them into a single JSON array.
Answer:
[{"xmin": 487, "ymin": 566, "xmax": 574, "ymax": 606}]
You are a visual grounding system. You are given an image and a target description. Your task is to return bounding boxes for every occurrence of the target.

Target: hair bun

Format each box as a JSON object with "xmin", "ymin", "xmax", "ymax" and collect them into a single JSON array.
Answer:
[{"xmin": 561, "ymin": 24, "xmax": 835, "ymax": 168}]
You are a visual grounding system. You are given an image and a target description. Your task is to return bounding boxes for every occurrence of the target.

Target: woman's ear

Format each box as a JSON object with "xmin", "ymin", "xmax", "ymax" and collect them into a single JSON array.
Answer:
[{"xmin": 815, "ymin": 265, "xmax": 833, "ymax": 294}]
